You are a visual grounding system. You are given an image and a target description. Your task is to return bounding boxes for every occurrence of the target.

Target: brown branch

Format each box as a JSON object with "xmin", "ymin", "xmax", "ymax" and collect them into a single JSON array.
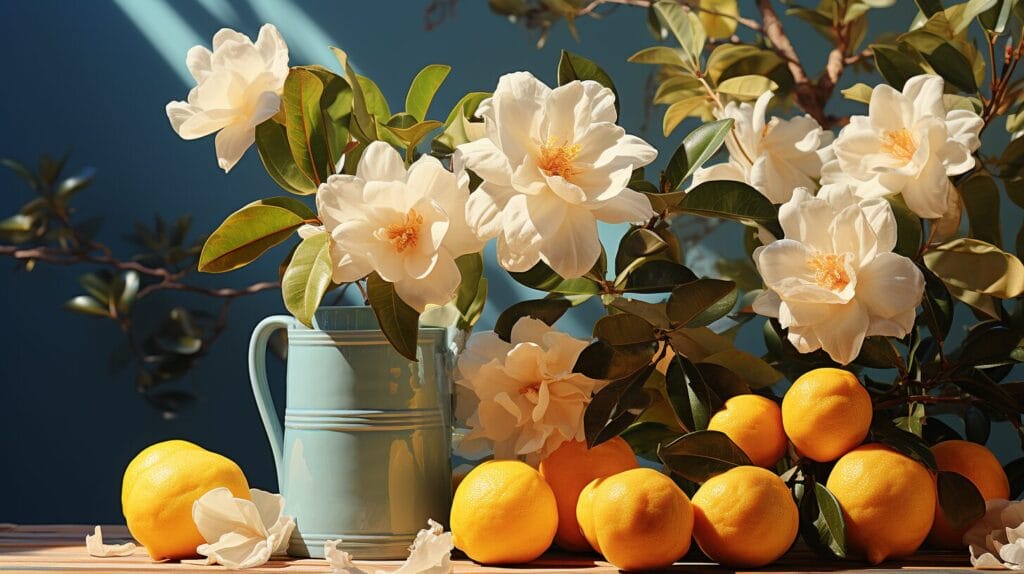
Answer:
[
  {"xmin": 137, "ymin": 280, "xmax": 280, "ymax": 300},
  {"xmin": 578, "ymin": 0, "xmax": 761, "ymax": 31}
]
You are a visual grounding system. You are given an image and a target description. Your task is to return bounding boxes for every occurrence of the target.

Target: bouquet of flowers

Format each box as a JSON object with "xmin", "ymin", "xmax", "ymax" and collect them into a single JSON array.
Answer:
[{"xmin": 166, "ymin": 0, "xmax": 1024, "ymax": 568}]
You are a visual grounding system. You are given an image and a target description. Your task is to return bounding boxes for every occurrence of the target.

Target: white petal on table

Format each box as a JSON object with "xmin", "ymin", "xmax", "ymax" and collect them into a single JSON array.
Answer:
[{"xmin": 85, "ymin": 525, "xmax": 137, "ymax": 557}]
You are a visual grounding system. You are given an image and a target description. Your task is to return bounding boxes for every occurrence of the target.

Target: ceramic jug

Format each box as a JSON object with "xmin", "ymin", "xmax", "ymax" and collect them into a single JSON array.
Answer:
[{"xmin": 248, "ymin": 306, "xmax": 453, "ymax": 558}]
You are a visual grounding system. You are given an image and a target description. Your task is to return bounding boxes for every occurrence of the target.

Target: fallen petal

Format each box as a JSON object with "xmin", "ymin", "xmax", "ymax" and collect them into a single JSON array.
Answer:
[
  {"xmin": 324, "ymin": 539, "xmax": 372, "ymax": 574},
  {"xmin": 393, "ymin": 519, "xmax": 454, "ymax": 574},
  {"xmin": 85, "ymin": 525, "xmax": 137, "ymax": 558}
]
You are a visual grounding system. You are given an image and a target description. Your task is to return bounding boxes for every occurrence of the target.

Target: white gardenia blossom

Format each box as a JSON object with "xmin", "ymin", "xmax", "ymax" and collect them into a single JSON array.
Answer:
[
  {"xmin": 456, "ymin": 317, "xmax": 607, "ymax": 463},
  {"xmin": 316, "ymin": 141, "xmax": 483, "ymax": 312},
  {"xmin": 821, "ymin": 74, "xmax": 983, "ymax": 219},
  {"xmin": 690, "ymin": 91, "xmax": 833, "ymax": 203},
  {"xmin": 166, "ymin": 24, "xmax": 289, "ymax": 172},
  {"xmin": 965, "ymin": 499, "xmax": 1024, "ymax": 570},
  {"xmin": 457, "ymin": 71, "xmax": 658, "ymax": 279},
  {"xmin": 191, "ymin": 488, "xmax": 295, "ymax": 569},
  {"xmin": 752, "ymin": 185, "xmax": 925, "ymax": 365}
]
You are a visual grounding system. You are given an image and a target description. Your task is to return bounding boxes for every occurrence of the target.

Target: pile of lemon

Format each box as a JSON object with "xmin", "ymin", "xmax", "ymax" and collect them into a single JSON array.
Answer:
[{"xmin": 450, "ymin": 367, "xmax": 1010, "ymax": 570}]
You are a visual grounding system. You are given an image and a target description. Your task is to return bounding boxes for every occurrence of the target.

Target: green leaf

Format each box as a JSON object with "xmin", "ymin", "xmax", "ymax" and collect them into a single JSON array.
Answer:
[
  {"xmin": 432, "ymin": 91, "xmax": 490, "ymax": 154},
  {"xmin": 654, "ymin": 1, "xmax": 706, "ymax": 70},
  {"xmin": 56, "ymin": 167, "xmax": 95, "ymax": 199},
  {"xmin": 574, "ymin": 340, "xmax": 658, "ymax": 380},
  {"xmin": 113, "ymin": 271, "xmax": 139, "ymax": 315},
  {"xmin": 198, "ymin": 198, "xmax": 313, "ymax": 273},
  {"xmin": 667, "ymin": 278, "xmax": 736, "ymax": 327},
  {"xmin": 937, "ymin": 471, "xmax": 986, "ymax": 529},
  {"xmin": 915, "ymin": 0, "xmax": 945, "ymax": 17},
  {"xmin": 705, "ymin": 43, "xmax": 784, "ymax": 84},
  {"xmin": 715, "ymin": 75, "xmax": 779, "ymax": 99},
  {"xmin": 841, "ymin": 83, "xmax": 874, "ymax": 104},
  {"xmin": 367, "ymin": 272, "xmax": 419, "ymax": 362},
  {"xmin": 799, "ymin": 481, "xmax": 848, "ymax": 559},
  {"xmin": 64, "ymin": 295, "xmax": 111, "ymax": 318},
  {"xmin": 871, "ymin": 43, "xmax": 927, "ymax": 90},
  {"xmin": 510, "ymin": 260, "xmax": 601, "ymax": 294},
  {"xmin": 621, "ymin": 422, "xmax": 682, "ymax": 462},
  {"xmin": 584, "ymin": 365, "xmax": 655, "ymax": 447},
  {"xmin": 960, "ymin": 172, "xmax": 1002, "ymax": 248},
  {"xmin": 658, "ymin": 430, "xmax": 751, "ymax": 483},
  {"xmin": 405, "ymin": 64, "xmax": 450, "ymax": 122},
  {"xmin": 343, "ymin": 52, "xmax": 380, "ymax": 143},
  {"xmin": 665, "ymin": 354, "xmax": 721, "ymax": 430},
  {"xmin": 1, "ymin": 158, "xmax": 39, "ymax": 190},
  {"xmin": 593, "ymin": 313, "xmax": 659, "ymax": 345},
  {"xmin": 623, "ymin": 260, "xmax": 698, "ymax": 293},
  {"xmin": 608, "ymin": 297, "xmax": 671, "ymax": 329},
  {"xmin": 281, "ymin": 231, "xmax": 333, "ymax": 327},
  {"xmin": 886, "ymin": 195, "xmax": 923, "ymax": 258},
  {"xmin": 925, "ymin": 238, "xmax": 1024, "ymax": 298},
  {"xmin": 384, "ymin": 117, "xmax": 444, "ymax": 149},
  {"xmin": 922, "ymin": 41, "xmax": 978, "ymax": 92},
  {"xmin": 870, "ymin": 422, "xmax": 938, "ymax": 470},
  {"xmin": 494, "ymin": 298, "xmax": 572, "ymax": 342},
  {"xmin": 662, "ymin": 95, "xmax": 708, "ymax": 137},
  {"xmin": 979, "ymin": 0, "xmax": 1015, "ymax": 33},
  {"xmin": 282, "ymin": 68, "xmax": 332, "ymax": 185},
  {"xmin": 921, "ymin": 268, "xmax": 955, "ymax": 340},
  {"xmin": 678, "ymin": 180, "xmax": 780, "ymax": 229},
  {"xmin": 615, "ymin": 227, "xmax": 669, "ymax": 274},
  {"xmin": 558, "ymin": 50, "xmax": 619, "ymax": 117},
  {"xmin": 255, "ymin": 120, "xmax": 318, "ymax": 195},
  {"xmin": 0, "ymin": 214, "xmax": 35, "ymax": 233},
  {"xmin": 856, "ymin": 336, "xmax": 905, "ymax": 369},
  {"xmin": 627, "ymin": 46, "xmax": 692, "ymax": 68},
  {"xmin": 700, "ymin": 348, "xmax": 781, "ymax": 388},
  {"xmin": 454, "ymin": 253, "xmax": 487, "ymax": 329},
  {"xmin": 663, "ymin": 118, "xmax": 734, "ymax": 191}
]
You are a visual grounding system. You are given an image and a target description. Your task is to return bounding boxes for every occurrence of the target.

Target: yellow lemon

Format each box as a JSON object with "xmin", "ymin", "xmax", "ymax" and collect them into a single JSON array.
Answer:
[
  {"xmin": 121, "ymin": 439, "xmax": 203, "ymax": 507},
  {"xmin": 692, "ymin": 466, "xmax": 798, "ymax": 568},
  {"xmin": 450, "ymin": 460, "xmax": 557, "ymax": 564},
  {"xmin": 538, "ymin": 438, "xmax": 639, "ymax": 552},
  {"xmin": 782, "ymin": 368, "xmax": 872, "ymax": 462},
  {"xmin": 928, "ymin": 440, "xmax": 1010, "ymax": 549},
  {"xmin": 576, "ymin": 468, "xmax": 693, "ymax": 571},
  {"xmin": 708, "ymin": 394, "xmax": 787, "ymax": 468},
  {"xmin": 122, "ymin": 442, "xmax": 250, "ymax": 560},
  {"xmin": 827, "ymin": 444, "xmax": 936, "ymax": 564}
]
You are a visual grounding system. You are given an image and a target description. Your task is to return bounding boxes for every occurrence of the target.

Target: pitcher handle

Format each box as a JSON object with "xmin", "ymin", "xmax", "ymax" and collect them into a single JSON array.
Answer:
[{"xmin": 248, "ymin": 315, "xmax": 292, "ymax": 486}]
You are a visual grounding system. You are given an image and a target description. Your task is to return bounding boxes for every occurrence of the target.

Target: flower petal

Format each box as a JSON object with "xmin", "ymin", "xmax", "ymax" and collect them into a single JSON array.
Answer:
[
  {"xmin": 856, "ymin": 252, "xmax": 925, "ymax": 321},
  {"xmin": 357, "ymin": 141, "xmax": 406, "ymax": 183}
]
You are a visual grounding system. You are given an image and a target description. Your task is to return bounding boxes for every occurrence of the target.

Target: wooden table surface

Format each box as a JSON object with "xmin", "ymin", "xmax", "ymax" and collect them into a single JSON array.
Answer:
[{"xmin": 0, "ymin": 524, "xmax": 978, "ymax": 573}]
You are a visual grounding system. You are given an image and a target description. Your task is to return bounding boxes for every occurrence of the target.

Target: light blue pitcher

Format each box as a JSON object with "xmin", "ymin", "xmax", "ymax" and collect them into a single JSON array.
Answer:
[{"xmin": 248, "ymin": 306, "xmax": 453, "ymax": 559}]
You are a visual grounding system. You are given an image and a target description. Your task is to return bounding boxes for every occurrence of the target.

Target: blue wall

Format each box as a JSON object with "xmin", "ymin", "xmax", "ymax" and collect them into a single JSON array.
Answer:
[{"xmin": 0, "ymin": 0, "xmax": 1015, "ymax": 524}]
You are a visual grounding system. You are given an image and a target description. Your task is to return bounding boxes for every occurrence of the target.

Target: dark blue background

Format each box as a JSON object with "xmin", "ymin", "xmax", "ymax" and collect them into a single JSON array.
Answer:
[{"xmin": 0, "ymin": 0, "xmax": 1016, "ymax": 523}]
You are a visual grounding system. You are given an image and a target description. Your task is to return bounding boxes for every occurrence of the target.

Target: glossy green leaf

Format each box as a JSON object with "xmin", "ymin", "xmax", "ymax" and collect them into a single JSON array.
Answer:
[
  {"xmin": 621, "ymin": 422, "xmax": 682, "ymax": 462},
  {"xmin": 574, "ymin": 339, "xmax": 658, "ymax": 380},
  {"xmin": 623, "ymin": 260, "xmax": 698, "ymax": 293},
  {"xmin": 593, "ymin": 313, "xmax": 658, "ymax": 346},
  {"xmin": 716, "ymin": 75, "xmax": 778, "ymax": 99},
  {"xmin": 510, "ymin": 260, "xmax": 601, "ymax": 295},
  {"xmin": 677, "ymin": 180, "xmax": 779, "ymax": 228},
  {"xmin": 841, "ymin": 83, "xmax": 874, "ymax": 104},
  {"xmin": 654, "ymin": 1, "xmax": 705, "ymax": 70},
  {"xmin": 922, "ymin": 41, "xmax": 978, "ymax": 92},
  {"xmin": 799, "ymin": 481, "xmax": 848, "ymax": 559},
  {"xmin": 960, "ymin": 172, "xmax": 1002, "ymax": 248},
  {"xmin": 886, "ymin": 195, "xmax": 923, "ymax": 258},
  {"xmin": 667, "ymin": 279, "xmax": 736, "ymax": 327},
  {"xmin": 658, "ymin": 430, "xmax": 751, "ymax": 483},
  {"xmin": 454, "ymin": 253, "xmax": 487, "ymax": 329},
  {"xmin": 255, "ymin": 120, "xmax": 318, "ymax": 195},
  {"xmin": 281, "ymin": 68, "xmax": 333, "ymax": 185},
  {"xmin": 198, "ymin": 198, "xmax": 313, "ymax": 273},
  {"xmin": 608, "ymin": 297, "xmax": 670, "ymax": 329},
  {"xmin": 558, "ymin": 50, "xmax": 619, "ymax": 117},
  {"xmin": 432, "ymin": 91, "xmax": 490, "ymax": 154},
  {"xmin": 871, "ymin": 43, "xmax": 927, "ymax": 90},
  {"xmin": 384, "ymin": 117, "xmax": 444, "ymax": 149},
  {"xmin": 925, "ymin": 238, "xmax": 1024, "ymax": 298},
  {"xmin": 700, "ymin": 348, "xmax": 781, "ymax": 388},
  {"xmin": 494, "ymin": 298, "xmax": 572, "ymax": 342},
  {"xmin": 584, "ymin": 364, "xmax": 655, "ymax": 447},
  {"xmin": 662, "ymin": 95, "xmax": 708, "ymax": 137},
  {"xmin": 855, "ymin": 336, "xmax": 905, "ymax": 369},
  {"xmin": 281, "ymin": 231, "xmax": 333, "ymax": 327},
  {"xmin": 937, "ymin": 471, "xmax": 986, "ymax": 529},
  {"xmin": 870, "ymin": 422, "xmax": 938, "ymax": 470},
  {"xmin": 366, "ymin": 272, "xmax": 419, "ymax": 362},
  {"xmin": 64, "ymin": 295, "xmax": 110, "ymax": 318},
  {"xmin": 615, "ymin": 227, "xmax": 669, "ymax": 274},
  {"xmin": 663, "ymin": 118, "xmax": 734, "ymax": 191},
  {"xmin": 405, "ymin": 64, "xmax": 450, "ymax": 122}
]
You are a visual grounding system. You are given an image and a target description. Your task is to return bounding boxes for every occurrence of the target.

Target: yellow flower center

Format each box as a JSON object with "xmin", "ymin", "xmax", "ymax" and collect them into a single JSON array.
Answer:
[
  {"xmin": 384, "ymin": 209, "xmax": 423, "ymax": 253},
  {"xmin": 808, "ymin": 253, "xmax": 851, "ymax": 291},
  {"xmin": 538, "ymin": 138, "xmax": 581, "ymax": 179},
  {"xmin": 881, "ymin": 128, "xmax": 916, "ymax": 163}
]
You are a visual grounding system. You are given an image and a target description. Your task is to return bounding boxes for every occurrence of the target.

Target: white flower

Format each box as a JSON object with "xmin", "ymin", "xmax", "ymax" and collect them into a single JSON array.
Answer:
[
  {"xmin": 325, "ymin": 519, "xmax": 453, "ymax": 574},
  {"xmin": 690, "ymin": 91, "xmax": 833, "ymax": 204},
  {"xmin": 317, "ymin": 142, "xmax": 483, "ymax": 312},
  {"xmin": 166, "ymin": 24, "xmax": 289, "ymax": 173},
  {"xmin": 85, "ymin": 525, "xmax": 137, "ymax": 557},
  {"xmin": 457, "ymin": 72, "xmax": 657, "ymax": 279},
  {"xmin": 752, "ymin": 185, "xmax": 925, "ymax": 365},
  {"xmin": 965, "ymin": 499, "xmax": 1024, "ymax": 570},
  {"xmin": 456, "ymin": 317, "xmax": 606, "ymax": 463},
  {"xmin": 821, "ymin": 74, "xmax": 983, "ymax": 219},
  {"xmin": 190, "ymin": 487, "xmax": 295, "ymax": 569}
]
